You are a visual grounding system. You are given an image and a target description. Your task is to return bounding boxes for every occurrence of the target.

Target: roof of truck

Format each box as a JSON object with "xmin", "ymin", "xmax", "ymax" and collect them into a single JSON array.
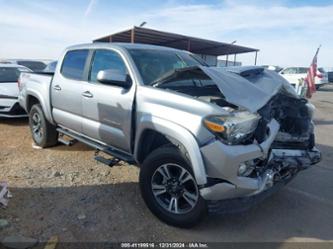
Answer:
[{"xmin": 67, "ymin": 42, "xmax": 190, "ymax": 52}]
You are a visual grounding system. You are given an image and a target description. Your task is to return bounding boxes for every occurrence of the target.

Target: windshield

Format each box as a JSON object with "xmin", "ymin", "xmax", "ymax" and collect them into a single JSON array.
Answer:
[
  {"xmin": 128, "ymin": 49, "xmax": 204, "ymax": 85},
  {"xmin": 0, "ymin": 67, "xmax": 24, "ymax": 83}
]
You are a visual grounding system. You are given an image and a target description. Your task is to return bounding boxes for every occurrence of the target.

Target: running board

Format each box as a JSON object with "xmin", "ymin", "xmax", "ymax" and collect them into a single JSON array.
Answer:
[
  {"xmin": 58, "ymin": 136, "xmax": 77, "ymax": 146},
  {"xmin": 94, "ymin": 154, "xmax": 120, "ymax": 167},
  {"xmin": 56, "ymin": 128, "xmax": 135, "ymax": 164}
]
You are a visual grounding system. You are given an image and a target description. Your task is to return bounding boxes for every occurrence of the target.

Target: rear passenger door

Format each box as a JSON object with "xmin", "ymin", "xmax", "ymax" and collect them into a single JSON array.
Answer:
[
  {"xmin": 51, "ymin": 49, "xmax": 89, "ymax": 133},
  {"xmin": 81, "ymin": 49, "xmax": 135, "ymax": 152}
]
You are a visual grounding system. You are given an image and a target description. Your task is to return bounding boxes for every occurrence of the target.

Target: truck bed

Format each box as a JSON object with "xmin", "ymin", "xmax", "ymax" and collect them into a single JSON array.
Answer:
[
  {"xmin": 18, "ymin": 71, "xmax": 54, "ymax": 123},
  {"xmin": 19, "ymin": 71, "xmax": 54, "ymax": 87}
]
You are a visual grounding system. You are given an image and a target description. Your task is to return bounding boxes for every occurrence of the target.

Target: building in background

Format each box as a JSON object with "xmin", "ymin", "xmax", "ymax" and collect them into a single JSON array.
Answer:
[
  {"xmin": 217, "ymin": 59, "xmax": 242, "ymax": 67},
  {"xmin": 94, "ymin": 26, "xmax": 259, "ymax": 67}
]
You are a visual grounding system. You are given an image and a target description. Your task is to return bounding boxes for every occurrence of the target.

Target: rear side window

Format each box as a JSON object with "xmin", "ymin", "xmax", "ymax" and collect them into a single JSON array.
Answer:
[{"xmin": 61, "ymin": 50, "xmax": 89, "ymax": 80}]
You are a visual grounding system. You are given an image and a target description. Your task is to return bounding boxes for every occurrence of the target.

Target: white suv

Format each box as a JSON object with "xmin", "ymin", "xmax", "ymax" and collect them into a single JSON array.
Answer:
[
  {"xmin": 0, "ymin": 64, "xmax": 31, "ymax": 118},
  {"xmin": 280, "ymin": 67, "xmax": 329, "ymax": 91}
]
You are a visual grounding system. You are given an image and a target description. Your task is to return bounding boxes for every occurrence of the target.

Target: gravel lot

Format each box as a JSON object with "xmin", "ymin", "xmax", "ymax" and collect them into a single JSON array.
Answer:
[{"xmin": 0, "ymin": 85, "xmax": 333, "ymax": 245}]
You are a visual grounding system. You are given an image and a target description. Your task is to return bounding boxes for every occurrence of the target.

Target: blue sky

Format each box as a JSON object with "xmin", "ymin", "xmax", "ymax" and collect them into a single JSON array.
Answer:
[{"xmin": 0, "ymin": 0, "xmax": 332, "ymax": 67}]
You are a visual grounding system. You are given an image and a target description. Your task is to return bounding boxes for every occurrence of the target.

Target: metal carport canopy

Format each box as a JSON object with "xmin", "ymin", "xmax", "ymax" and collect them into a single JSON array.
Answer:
[{"xmin": 93, "ymin": 26, "xmax": 259, "ymax": 56}]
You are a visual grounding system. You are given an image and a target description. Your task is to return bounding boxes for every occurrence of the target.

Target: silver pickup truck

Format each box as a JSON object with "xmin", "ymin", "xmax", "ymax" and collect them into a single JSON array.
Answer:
[{"xmin": 18, "ymin": 43, "xmax": 321, "ymax": 227}]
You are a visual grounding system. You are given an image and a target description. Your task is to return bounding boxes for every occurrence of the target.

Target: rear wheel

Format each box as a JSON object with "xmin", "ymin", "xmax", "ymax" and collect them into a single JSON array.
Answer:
[
  {"xmin": 139, "ymin": 146, "xmax": 207, "ymax": 227},
  {"xmin": 29, "ymin": 104, "xmax": 58, "ymax": 148}
]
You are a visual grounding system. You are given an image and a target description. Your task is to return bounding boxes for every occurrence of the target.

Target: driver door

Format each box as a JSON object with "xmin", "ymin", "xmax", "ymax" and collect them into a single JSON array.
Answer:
[{"xmin": 81, "ymin": 49, "xmax": 135, "ymax": 152}]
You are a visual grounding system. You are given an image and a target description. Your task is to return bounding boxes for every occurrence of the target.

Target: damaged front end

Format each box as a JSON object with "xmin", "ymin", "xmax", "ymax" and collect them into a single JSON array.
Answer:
[
  {"xmin": 196, "ymin": 67, "xmax": 321, "ymax": 209},
  {"xmin": 200, "ymin": 101, "xmax": 321, "ymax": 213},
  {"xmin": 241, "ymin": 92, "xmax": 321, "ymax": 182},
  {"xmin": 152, "ymin": 65, "xmax": 321, "ymax": 207},
  {"xmin": 256, "ymin": 92, "xmax": 321, "ymax": 175}
]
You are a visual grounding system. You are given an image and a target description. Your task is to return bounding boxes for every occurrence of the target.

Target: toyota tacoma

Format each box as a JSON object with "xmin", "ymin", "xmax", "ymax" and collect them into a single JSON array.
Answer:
[{"xmin": 18, "ymin": 43, "xmax": 321, "ymax": 227}]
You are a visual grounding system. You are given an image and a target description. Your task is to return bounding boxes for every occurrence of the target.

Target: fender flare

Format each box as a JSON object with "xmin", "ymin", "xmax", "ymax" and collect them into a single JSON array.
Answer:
[
  {"xmin": 134, "ymin": 115, "xmax": 207, "ymax": 185},
  {"xmin": 26, "ymin": 89, "xmax": 55, "ymax": 125}
]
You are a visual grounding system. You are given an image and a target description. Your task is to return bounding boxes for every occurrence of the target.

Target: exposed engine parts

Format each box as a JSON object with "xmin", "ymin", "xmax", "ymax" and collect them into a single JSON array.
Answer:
[{"xmin": 258, "ymin": 93, "xmax": 314, "ymax": 149}]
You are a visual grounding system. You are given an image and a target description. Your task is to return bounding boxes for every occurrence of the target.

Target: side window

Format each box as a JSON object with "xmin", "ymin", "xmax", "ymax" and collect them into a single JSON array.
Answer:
[
  {"xmin": 89, "ymin": 49, "xmax": 127, "ymax": 83},
  {"xmin": 297, "ymin": 68, "xmax": 308, "ymax": 74},
  {"xmin": 282, "ymin": 68, "xmax": 296, "ymax": 74},
  {"xmin": 61, "ymin": 50, "xmax": 89, "ymax": 80},
  {"xmin": 289, "ymin": 68, "xmax": 297, "ymax": 74}
]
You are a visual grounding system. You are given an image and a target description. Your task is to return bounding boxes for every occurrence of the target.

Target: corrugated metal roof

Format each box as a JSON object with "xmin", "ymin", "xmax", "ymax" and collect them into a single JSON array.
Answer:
[{"xmin": 94, "ymin": 27, "xmax": 259, "ymax": 56}]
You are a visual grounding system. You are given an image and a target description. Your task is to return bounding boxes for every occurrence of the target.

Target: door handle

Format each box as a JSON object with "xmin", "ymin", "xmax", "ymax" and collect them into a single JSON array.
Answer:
[
  {"xmin": 53, "ymin": 85, "xmax": 61, "ymax": 91},
  {"xmin": 82, "ymin": 91, "xmax": 93, "ymax": 98}
]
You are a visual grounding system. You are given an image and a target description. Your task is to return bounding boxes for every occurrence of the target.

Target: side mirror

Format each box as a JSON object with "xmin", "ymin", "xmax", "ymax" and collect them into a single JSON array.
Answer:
[{"xmin": 97, "ymin": 69, "xmax": 132, "ymax": 88}]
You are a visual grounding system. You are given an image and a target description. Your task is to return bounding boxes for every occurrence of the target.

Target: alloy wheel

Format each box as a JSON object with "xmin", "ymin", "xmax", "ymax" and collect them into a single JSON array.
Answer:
[
  {"xmin": 151, "ymin": 163, "xmax": 199, "ymax": 214},
  {"xmin": 32, "ymin": 112, "xmax": 43, "ymax": 141}
]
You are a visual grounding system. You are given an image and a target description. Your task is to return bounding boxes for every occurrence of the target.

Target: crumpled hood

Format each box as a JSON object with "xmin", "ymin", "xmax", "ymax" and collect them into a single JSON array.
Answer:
[
  {"xmin": 0, "ymin": 83, "xmax": 19, "ymax": 98},
  {"xmin": 200, "ymin": 66, "xmax": 298, "ymax": 112}
]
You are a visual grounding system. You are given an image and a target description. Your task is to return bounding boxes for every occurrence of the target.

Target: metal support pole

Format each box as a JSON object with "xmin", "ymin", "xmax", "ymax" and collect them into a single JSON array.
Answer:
[
  {"xmin": 225, "ymin": 55, "xmax": 229, "ymax": 67},
  {"xmin": 254, "ymin": 51, "xmax": 258, "ymax": 65},
  {"xmin": 234, "ymin": 54, "xmax": 237, "ymax": 66},
  {"xmin": 131, "ymin": 28, "xmax": 135, "ymax": 43},
  {"xmin": 187, "ymin": 39, "xmax": 191, "ymax": 51}
]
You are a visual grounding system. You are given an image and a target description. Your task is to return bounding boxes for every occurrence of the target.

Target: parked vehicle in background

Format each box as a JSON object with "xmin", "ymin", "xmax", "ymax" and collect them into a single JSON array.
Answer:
[
  {"xmin": 262, "ymin": 65, "xmax": 283, "ymax": 73},
  {"xmin": 0, "ymin": 64, "xmax": 31, "ymax": 118},
  {"xmin": 328, "ymin": 71, "xmax": 333, "ymax": 83},
  {"xmin": 43, "ymin": 61, "xmax": 57, "ymax": 73},
  {"xmin": 0, "ymin": 59, "xmax": 47, "ymax": 72},
  {"xmin": 317, "ymin": 68, "xmax": 329, "ymax": 87},
  {"xmin": 280, "ymin": 67, "xmax": 329, "ymax": 91},
  {"xmin": 18, "ymin": 43, "xmax": 321, "ymax": 227}
]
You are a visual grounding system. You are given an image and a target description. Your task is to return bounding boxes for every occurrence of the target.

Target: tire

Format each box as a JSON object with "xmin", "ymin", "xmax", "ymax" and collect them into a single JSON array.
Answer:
[
  {"xmin": 29, "ymin": 104, "xmax": 58, "ymax": 148},
  {"xmin": 139, "ymin": 146, "xmax": 207, "ymax": 228}
]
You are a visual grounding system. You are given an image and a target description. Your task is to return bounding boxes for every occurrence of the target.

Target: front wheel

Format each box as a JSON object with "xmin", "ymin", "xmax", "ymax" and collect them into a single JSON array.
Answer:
[{"xmin": 139, "ymin": 146, "xmax": 207, "ymax": 227}]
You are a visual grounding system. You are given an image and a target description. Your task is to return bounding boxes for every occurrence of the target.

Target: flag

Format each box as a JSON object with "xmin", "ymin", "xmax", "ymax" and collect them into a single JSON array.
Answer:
[{"xmin": 305, "ymin": 46, "xmax": 321, "ymax": 98}]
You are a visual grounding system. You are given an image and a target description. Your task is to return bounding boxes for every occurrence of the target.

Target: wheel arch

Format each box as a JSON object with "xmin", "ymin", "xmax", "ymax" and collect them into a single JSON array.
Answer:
[
  {"xmin": 25, "ymin": 90, "xmax": 54, "ymax": 125},
  {"xmin": 134, "ymin": 116, "xmax": 207, "ymax": 185},
  {"xmin": 26, "ymin": 95, "xmax": 40, "ymax": 113}
]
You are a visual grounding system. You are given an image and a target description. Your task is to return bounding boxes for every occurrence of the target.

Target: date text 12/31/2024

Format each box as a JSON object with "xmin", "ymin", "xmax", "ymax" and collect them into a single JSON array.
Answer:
[{"xmin": 120, "ymin": 242, "xmax": 209, "ymax": 248}]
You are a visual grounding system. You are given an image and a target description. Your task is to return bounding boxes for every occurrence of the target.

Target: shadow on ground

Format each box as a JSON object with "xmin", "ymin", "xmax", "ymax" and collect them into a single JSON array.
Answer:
[
  {"xmin": 317, "ymin": 86, "xmax": 333, "ymax": 92},
  {"xmin": 1, "ymin": 176, "xmax": 332, "ymax": 245},
  {"xmin": 0, "ymin": 117, "xmax": 28, "ymax": 126},
  {"xmin": 314, "ymin": 119, "xmax": 333, "ymax": 126},
  {"xmin": 52, "ymin": 142, "xmax": 94, "ymax": 152}
]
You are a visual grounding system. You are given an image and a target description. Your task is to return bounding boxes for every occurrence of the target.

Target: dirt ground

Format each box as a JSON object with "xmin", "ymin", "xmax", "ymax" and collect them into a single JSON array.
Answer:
[{"xmin": 0, "ymin": 85, "xmax": 333, "ymax": 246}]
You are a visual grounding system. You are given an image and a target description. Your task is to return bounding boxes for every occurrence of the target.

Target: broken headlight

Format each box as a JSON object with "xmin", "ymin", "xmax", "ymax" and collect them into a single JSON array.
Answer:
[{"xmin": 203, "ymin": 110, "xmax": 260, "ymax": 145}]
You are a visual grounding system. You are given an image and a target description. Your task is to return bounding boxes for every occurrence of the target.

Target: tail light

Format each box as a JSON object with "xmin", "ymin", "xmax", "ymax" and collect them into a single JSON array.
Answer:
[{"xmin": 17, "ymin": 76, "xmax": 24, "ymax": 91}]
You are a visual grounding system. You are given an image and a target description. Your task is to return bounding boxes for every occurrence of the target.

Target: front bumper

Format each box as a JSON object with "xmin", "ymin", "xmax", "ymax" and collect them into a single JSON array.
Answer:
[
  {"xmin": 199, "ymin": 119, "xmax": 321, "ymax": 202},
  {"xmin": 0, "ymin": 99, "xmax": 27, "ymax": 118},
  {"xmin": 206, "ymin": 181, "xmax": 286, "ymax": 215}
]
